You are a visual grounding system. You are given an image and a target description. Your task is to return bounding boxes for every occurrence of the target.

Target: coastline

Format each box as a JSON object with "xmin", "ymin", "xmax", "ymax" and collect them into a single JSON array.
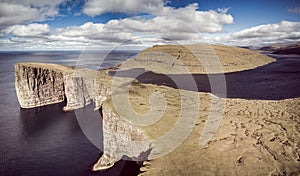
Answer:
[{"xmin": 13, "ymin": 44, "xmax": 300, "ymax": 175}]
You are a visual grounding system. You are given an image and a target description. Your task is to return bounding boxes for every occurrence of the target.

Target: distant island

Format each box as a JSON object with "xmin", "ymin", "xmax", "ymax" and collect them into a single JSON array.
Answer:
[
  {"xmin": 258, "ymin": 43, "xmax": 300, "ymax": 55},
  {"xmin": 14, "ymin": 44, "xmax": 300, "ymax": 175}
]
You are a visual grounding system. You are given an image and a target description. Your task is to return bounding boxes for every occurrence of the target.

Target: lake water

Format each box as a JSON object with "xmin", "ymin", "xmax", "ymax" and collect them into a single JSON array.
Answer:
[
  {"xmin": 110, "ymin": 54, "xmax": 300, "ymax": 100},
  {"xmin": 0, "ymin": 50, "xmax": 140, "ymax": 176}
]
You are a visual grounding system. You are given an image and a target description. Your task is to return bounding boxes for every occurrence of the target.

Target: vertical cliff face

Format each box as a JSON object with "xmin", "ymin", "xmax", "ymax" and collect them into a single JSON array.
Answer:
[
  {"xmin": 15, "ymin": 62, "xmax": 149, "ymax": 171},
  {"xmin": 15, "ymin": 64, "xmax": 65, "ymax": 108},
  {"xmin": 15, "ymin": 63, "xmax": 95, "ymax": 111},
  {"xmin": 93, "ymin": 102, "xmax": 149, "ymax": 170},
  {"xmin": 63, "ymin": 75, "xmax": 95, "ymax": 111},
  {"xmin": 94, "ymin": 80, "xmax": 112, "ymax": 110}
]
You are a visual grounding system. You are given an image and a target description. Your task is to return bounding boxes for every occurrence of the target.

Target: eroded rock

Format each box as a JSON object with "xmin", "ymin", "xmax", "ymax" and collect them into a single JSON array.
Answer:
[{"xmin": 15, "ymin": 64, "xmax": 65, "ymax": 108}]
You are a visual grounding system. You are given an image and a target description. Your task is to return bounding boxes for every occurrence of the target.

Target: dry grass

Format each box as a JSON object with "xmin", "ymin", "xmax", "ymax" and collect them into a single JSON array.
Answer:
[{"xmin": 121, "ymin": 44, "xmax": 275, "ymax": 74}]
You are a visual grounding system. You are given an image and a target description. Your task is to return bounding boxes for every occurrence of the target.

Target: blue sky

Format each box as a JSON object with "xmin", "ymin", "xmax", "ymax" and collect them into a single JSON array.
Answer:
[
  {"xmin": 0, "ymin": 0, "xmax": 299, "ymax": 50},
  {"xmin": 51, "ymin": 0, "xmax": 300, "ymax": 31}
]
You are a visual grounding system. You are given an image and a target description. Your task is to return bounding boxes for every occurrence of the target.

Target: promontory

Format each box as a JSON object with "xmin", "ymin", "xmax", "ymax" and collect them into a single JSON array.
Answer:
[{"xmin": 15, "ymin": 44, "xmax": 300, "ymax": 175}]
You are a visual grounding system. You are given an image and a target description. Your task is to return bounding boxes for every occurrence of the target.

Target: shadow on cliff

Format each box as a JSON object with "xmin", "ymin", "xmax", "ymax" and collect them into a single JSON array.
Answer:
[
  {"xmin": 109, "ymin": 55, "xmax": 300, "ymax": 100},
  {"xmin": 91, "ymin": 147, "xmax": 153, "ymax": 176}
]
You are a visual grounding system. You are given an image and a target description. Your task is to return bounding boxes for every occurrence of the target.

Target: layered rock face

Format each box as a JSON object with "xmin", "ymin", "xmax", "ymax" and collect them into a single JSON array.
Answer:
[
  {"xmin": 15, "ymin": 63, "xmax": 95, "ymax": 110},
  {"xmin": 63, "ymin": 75, "xmax": 95, "ymax": 111},
  {"xmin": 93, "ymin": 80, "xmax": 112, "ymax": 110},
  {"xmin": 15, "ymin": 62, "xmax": 149, "ymax": 171},
  {"xmin": 15, "ymin": 64, "xmax": 65, "ymax": 108},
  {"xmin": 93, "ymin": 102, "xmax": 150, "ymax": 170}
]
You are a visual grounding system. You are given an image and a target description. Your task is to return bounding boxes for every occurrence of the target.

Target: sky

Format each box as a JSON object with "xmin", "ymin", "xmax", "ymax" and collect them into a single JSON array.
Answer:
[{"xmin": 0, "ymin": 0, "xmax": 299, "ymax": 50}]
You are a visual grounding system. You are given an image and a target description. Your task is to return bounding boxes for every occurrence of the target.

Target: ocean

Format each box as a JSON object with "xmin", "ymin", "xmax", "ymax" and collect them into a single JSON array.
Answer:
[{"xmin": 0, "ymin": 50, "xmax": 140, "ymax": 176}]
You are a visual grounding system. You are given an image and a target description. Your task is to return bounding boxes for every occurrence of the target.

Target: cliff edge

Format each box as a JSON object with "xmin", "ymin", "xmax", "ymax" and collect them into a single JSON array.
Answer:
[
  {"xmin": 14, "ymin": 45, "xmax": 299, "ymax": 176},
  {"xmin": 14, "ymin": 62, "xmax": 151, "ymax": 171},
  {"xmin": 15, "ymin": 63, "xmax": 95, "ymax": 110}
]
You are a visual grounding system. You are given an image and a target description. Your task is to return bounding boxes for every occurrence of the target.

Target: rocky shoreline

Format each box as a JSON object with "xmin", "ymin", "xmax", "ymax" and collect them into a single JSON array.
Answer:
[
  {"xmin": 15, "ymin": 62, "xmax": 150, "ymax": 171},
  {"xmin": 14, "ymin": 44, "xmax": 299, "ymax": 175}
]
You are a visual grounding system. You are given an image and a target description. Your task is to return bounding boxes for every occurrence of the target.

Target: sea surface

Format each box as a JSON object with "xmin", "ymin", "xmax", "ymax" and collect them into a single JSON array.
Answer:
[{"xmin": 0, "ymin": 50, "xmax": 140, "ymax": 176}]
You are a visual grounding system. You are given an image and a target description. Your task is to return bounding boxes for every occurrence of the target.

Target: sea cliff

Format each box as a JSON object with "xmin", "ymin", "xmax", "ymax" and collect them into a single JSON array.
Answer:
[
  {"xmin": 15, "ymin": 63, "xmax": 66, "ymax": 108},
  {"xmin": 14, "ymin": 62, "xmax": 150, "ymax": 170},
  {"xmin": 15, "ymin": 63, "xmax": 95, "ymax": 110},
  {"xmin": 15, "ymin": 44, "xmax": 276, "ymax": 109},
  {"xmin": 14, "ymin": 45, "xmax": 299, "ymax": 175}
]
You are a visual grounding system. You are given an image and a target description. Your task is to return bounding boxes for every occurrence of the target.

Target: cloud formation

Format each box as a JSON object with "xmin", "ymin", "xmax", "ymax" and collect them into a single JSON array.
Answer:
[
  {"xmin": 214, "ymin": 21, "xmax": 300, "ymax": 45},
  {"xmin": 288, "ymin": 7, "xmax": 300, "ymax": 14},
  {"xmin": 83, "ymin": 0, "xmax": 165, "ymax": 16},
  {"xmin": 3, "ymin": 23, "xmax": 50, "ymax": 37},
  {"xmin": 83, "ymin": 1, "xmax": 233, "ymax": 34},
  {"xmin": 54, "ymin": 22, "xmax": 137, "ymax": 43},
  {"xmin": 68, "ymin": 3, "xmax": 233, "ymax": 43},
  {"xmin": 0, "ymin": 0, "xmax": 298, "ymax": 50},
  {"xmin": 0, "ymin": 1, "xmax": 235, "ymax": 50},
  {"xmin": 0, "ymin": 0, "xmax": 64, "ymax": 27},
  {"xmin": 232, "ymin": 21, "xmax": 300, "ymax": 38},
  {"xmin": 2, "ymin": 20, "xmax": 299, "ymax": 50}
]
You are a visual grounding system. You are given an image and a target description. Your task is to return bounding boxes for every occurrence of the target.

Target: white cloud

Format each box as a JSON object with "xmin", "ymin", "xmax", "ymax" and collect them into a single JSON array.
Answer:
[
  {"xmin": 0, "ymin": 0, "xmax": 235, "ymax": 50},
  {"xmin": 288, "ymin": 7, "xmax": 300, "ymax": 14},
  {"xmin": 3, "ymin": 23, "xmax": 50, "ymax": 37},
  {"xmin": 3, "ymin": 20, "xmax": 299, "ymax": 50},
  {"xmin": 101, "ymin": 4, "xmax": 233, "ymax": 41},
  {"xmin": 0, "ymin": 0, "xmax": 298, "ymax": 50},
  {"xmin": 213, "ymin": 21, "xmax": 300, "ymax": 46},
  {"xmin": 0, "ymin": 3, "xmax": 39, "ymax": 27},
  {"xmin": 217, "ymin": 7, "xmax": 230, "ymax": 14},
  {"xmin": 232, "ymin": 21, "xmax": 300, "ymax": 38},
  {"xmin": 83, "ymin": 0, "xmax": 165, "ymax": 16},
  {"xmin": 54, "ymin": 22, "xmax": 137, "ymax": 43},
  {"xmin": 0, "ymin": 0, "xmax": 65, "ymax": 27},
  {"xmin": 83, "ymin": 1, "xmax": 233, "ymax": 34},
  {"xmin": 54, "ymin": 5, "xmax": 233, "ymax": 45},
  {"xmin": 56, "ymin": 22, "xmax": 104, "ymax": 38},
  {"xmin": 155, "ymin": 3, "xmax": 233, "ymax": 33}
]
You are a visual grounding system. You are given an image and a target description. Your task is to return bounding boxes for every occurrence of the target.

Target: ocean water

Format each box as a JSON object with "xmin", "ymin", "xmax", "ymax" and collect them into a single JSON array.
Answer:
[{"xmin": 0, "ymin": 50, "xmax": 140, "ymax": 176}]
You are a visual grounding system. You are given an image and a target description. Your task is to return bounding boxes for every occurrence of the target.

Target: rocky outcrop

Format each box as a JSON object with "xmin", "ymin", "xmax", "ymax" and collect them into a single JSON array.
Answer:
[
  {"xmin": 15, "ymin": 63, "xmax": 66, "ymax": 108},
  {"xmin": 93, "ymin": 102, "xmax": 150, "ymax": 170},
  {"xmin": 63, "ymin": 75, "xmax": 95, "ymax": 111},
  {"xmin": 15, "ymin": 63, "xmax": 95, "ymax": 111},
  {"xmin": 93, "ymin": 80, "xmax": 112, "ymax": 110},
  {"xmin": 15, "ymin": 62, "xmax": 150, "ymax": 171}
]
